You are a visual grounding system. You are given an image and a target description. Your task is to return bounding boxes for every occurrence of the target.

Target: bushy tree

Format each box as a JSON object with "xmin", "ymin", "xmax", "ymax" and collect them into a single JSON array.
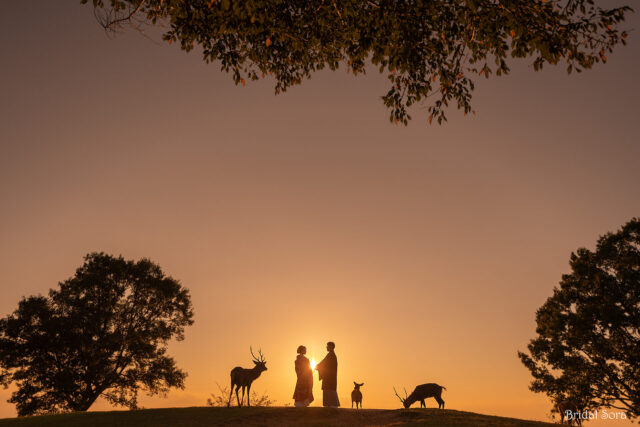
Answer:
[
  {"xmin": 519, "ymin": 218, "xmax": 640, "ymax": 420},
  {"xmin": 82, "ymin": 0, "xmax": 632, "ymax": 125},
  {"xmin": 0, "ymin": 253, "xmax": 194, "ymax": 416}
]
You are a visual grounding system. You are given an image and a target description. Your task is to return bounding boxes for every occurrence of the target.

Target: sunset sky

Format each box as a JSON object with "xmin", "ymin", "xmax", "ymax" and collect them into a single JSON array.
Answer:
[{"xmin": 1, "ymin": 2, "xmax": 638, "ymax": 425}]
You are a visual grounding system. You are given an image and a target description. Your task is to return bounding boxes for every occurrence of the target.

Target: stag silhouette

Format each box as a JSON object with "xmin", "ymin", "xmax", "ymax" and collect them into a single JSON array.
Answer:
[
  {"xmin": 227, "ymin": 347, "xmax": 267, "ymax": 407},
  {"xmin": 394, "ymin": 383, "xmax": 446, "ymax": 409}
]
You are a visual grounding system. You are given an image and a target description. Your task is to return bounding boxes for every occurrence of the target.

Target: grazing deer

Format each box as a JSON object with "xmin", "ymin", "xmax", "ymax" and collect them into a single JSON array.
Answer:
[
  {"xmin": 394, "ymin": 383, "xmax": 446, "ymax": 409},
  {"xmin": 351, "ymin": 382, "xmax": 364, "ymax": 408},
  {"xmin": 557, "ymin": 400, "xmax": 583, "ymax": 426},
  {"xmin": 227, "ymin": 347, "xmax": 267, "ymax": 407}
]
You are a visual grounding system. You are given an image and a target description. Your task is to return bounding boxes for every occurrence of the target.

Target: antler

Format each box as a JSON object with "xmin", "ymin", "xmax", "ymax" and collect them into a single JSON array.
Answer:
[
  {"xmin": 250, "ymin": 346, "xmax": 266, "ymax": 363},
  {"xmin": 393, "ymin": 387, "xmax": 406, "ymax": 404}
]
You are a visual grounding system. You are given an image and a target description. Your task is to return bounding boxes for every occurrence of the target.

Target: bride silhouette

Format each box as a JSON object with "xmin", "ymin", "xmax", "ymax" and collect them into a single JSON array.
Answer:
[{"xmin": 293, "ymin": 345, "xmax": 314, "ymax": 407}]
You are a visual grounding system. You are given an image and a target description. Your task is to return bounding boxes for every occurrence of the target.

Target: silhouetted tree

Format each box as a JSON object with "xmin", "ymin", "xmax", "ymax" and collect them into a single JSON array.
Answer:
[
  {"xmin": 81, "ymin": 0, "xmax": 631, "ymax": 125},
  {"xmin": 0, "ymin": 253, "xmax": 194, "ymax": 416},
  {"xmin": 518, "ymin": 218, "xmax": 640, "ymax": 420}
]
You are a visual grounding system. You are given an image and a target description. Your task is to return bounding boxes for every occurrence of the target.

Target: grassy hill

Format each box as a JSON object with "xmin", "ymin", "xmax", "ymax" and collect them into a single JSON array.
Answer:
[{"xmin": 0, "ymin": 407, "xmax": 555, "ymax": 427}]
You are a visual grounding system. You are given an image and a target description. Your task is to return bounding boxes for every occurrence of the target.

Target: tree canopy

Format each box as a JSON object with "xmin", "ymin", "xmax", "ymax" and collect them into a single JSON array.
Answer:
[
  {"xmin": 0, "ymin": 253, "xmax": 194, "ymax": 416},
  {"xmin": 82, "ymin": 0, "xmax": 632, "ymax": 125},
  {"xmin": 518, "ymin": 218, "xmax": 640, "ymax": 420}
]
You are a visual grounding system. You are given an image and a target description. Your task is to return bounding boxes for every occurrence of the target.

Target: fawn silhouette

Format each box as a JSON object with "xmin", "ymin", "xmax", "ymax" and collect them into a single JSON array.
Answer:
[
  {"xmin": 351, "ymin": 382, "xmax": 364, "ymax": 408},
  {"xmin": 227, "ymin": 347, "xmax": 267, "ymax": 407}
]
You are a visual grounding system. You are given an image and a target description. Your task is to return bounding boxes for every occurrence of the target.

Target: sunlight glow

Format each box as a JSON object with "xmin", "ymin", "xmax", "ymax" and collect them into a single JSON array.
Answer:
[{"xmin": 310, "ymin": 358, "xmax": 317, "ymax": 370}]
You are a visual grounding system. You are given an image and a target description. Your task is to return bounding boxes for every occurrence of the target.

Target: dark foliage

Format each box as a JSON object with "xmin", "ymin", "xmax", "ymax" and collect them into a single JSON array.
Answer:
[
  {"xmin": 518, "ymin": 218, "xmax": 640, "ymax": 419},
  {"xmin": 0, "ymin": 253, "xmax": 194, "ymax": 416},
  {"xmin": 82, "ymin": 0, "xmax": 632, "ymax": 125}
]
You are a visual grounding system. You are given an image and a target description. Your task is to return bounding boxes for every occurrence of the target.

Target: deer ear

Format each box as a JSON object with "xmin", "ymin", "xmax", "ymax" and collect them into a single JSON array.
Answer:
[{"xmin": 360, "ymin": 383, "xmax": 364, "ymax": 386}]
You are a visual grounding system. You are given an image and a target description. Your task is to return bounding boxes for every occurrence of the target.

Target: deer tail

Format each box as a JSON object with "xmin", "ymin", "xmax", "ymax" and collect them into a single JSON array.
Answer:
[{"xmin": 441, "ymin": 386, "xmax": 447, "ymax": 391}]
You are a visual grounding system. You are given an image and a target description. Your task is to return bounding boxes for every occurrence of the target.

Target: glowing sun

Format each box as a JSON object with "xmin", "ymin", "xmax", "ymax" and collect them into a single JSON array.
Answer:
[{"xmin": 310, "ymin": 358, "xmax": 317, "ymax": 370}]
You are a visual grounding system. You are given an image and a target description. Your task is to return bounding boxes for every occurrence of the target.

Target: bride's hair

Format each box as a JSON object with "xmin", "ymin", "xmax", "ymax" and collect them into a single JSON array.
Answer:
[{"xmin": 297, "ymin": 345, "xmax": 306, "ymax": 354}]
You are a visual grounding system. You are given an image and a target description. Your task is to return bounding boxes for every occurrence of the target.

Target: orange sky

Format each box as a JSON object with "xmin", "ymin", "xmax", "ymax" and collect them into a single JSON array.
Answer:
[{"xmin": 0, "ymin": 2, "xmax": 638, "ymax": 425}]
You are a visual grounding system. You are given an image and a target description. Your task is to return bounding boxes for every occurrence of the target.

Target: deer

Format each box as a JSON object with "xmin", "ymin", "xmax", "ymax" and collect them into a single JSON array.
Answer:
[
  {"xmin": 227, "ymin": 347, "xmax": 267, "ymax": 407},
  {"xmin": 394, "ymin": 383, "xmax": 446, "ymax": 409},
  {"xmin": 351, "ymin": 382, "xmax": 364, "ymax": 408},
  {"xmin": 557, "ymin": 399, "xmax": 584, "ymax": 426}
]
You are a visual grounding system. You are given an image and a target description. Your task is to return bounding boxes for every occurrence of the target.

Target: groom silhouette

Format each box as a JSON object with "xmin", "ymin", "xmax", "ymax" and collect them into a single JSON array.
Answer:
[{"xmin": 315, "ymin": 341, "xmax": 340, "ymax": 407}]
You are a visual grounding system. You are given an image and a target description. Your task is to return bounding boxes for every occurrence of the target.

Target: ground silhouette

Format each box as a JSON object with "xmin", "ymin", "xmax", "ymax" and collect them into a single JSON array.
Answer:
[{"xmin": 0, "ymin": 407, "xmax": 558, "ymax": 426}]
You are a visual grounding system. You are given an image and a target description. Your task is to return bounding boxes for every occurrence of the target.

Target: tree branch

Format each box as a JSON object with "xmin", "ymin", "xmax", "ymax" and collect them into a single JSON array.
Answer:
[{"xmin": 99, "ymin": 0, "xmax": 147, "ymax": 31}]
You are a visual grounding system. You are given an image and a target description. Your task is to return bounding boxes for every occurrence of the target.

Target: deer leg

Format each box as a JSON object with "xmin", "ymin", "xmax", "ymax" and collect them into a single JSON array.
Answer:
[
  {"xmin": 435, "ymin": 396, "xmax": 445, "ymax": 409},
  {"xmin": 246, "ymin": 383, "xmax": 251, "ymax": 407},
  {"xmin": 420, "ymin": 399, "xmax": 425, "ymax": 408},
  {"xmin": 241, "ymin": 385, "xmax": 246, "ymax": 407},
  {"xmin": 235, "ymin": 385, "xmax": 241, "ymax": 406},
  {"xmin": 228, "ymin": 382, "xmax": 234, "ymax": 407}
]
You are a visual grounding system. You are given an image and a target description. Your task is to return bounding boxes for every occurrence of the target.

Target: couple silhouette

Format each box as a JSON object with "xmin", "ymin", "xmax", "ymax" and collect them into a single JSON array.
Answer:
[{"xmin": 293, "ymin": 341, "xmax": 340, "ymax": 407}]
